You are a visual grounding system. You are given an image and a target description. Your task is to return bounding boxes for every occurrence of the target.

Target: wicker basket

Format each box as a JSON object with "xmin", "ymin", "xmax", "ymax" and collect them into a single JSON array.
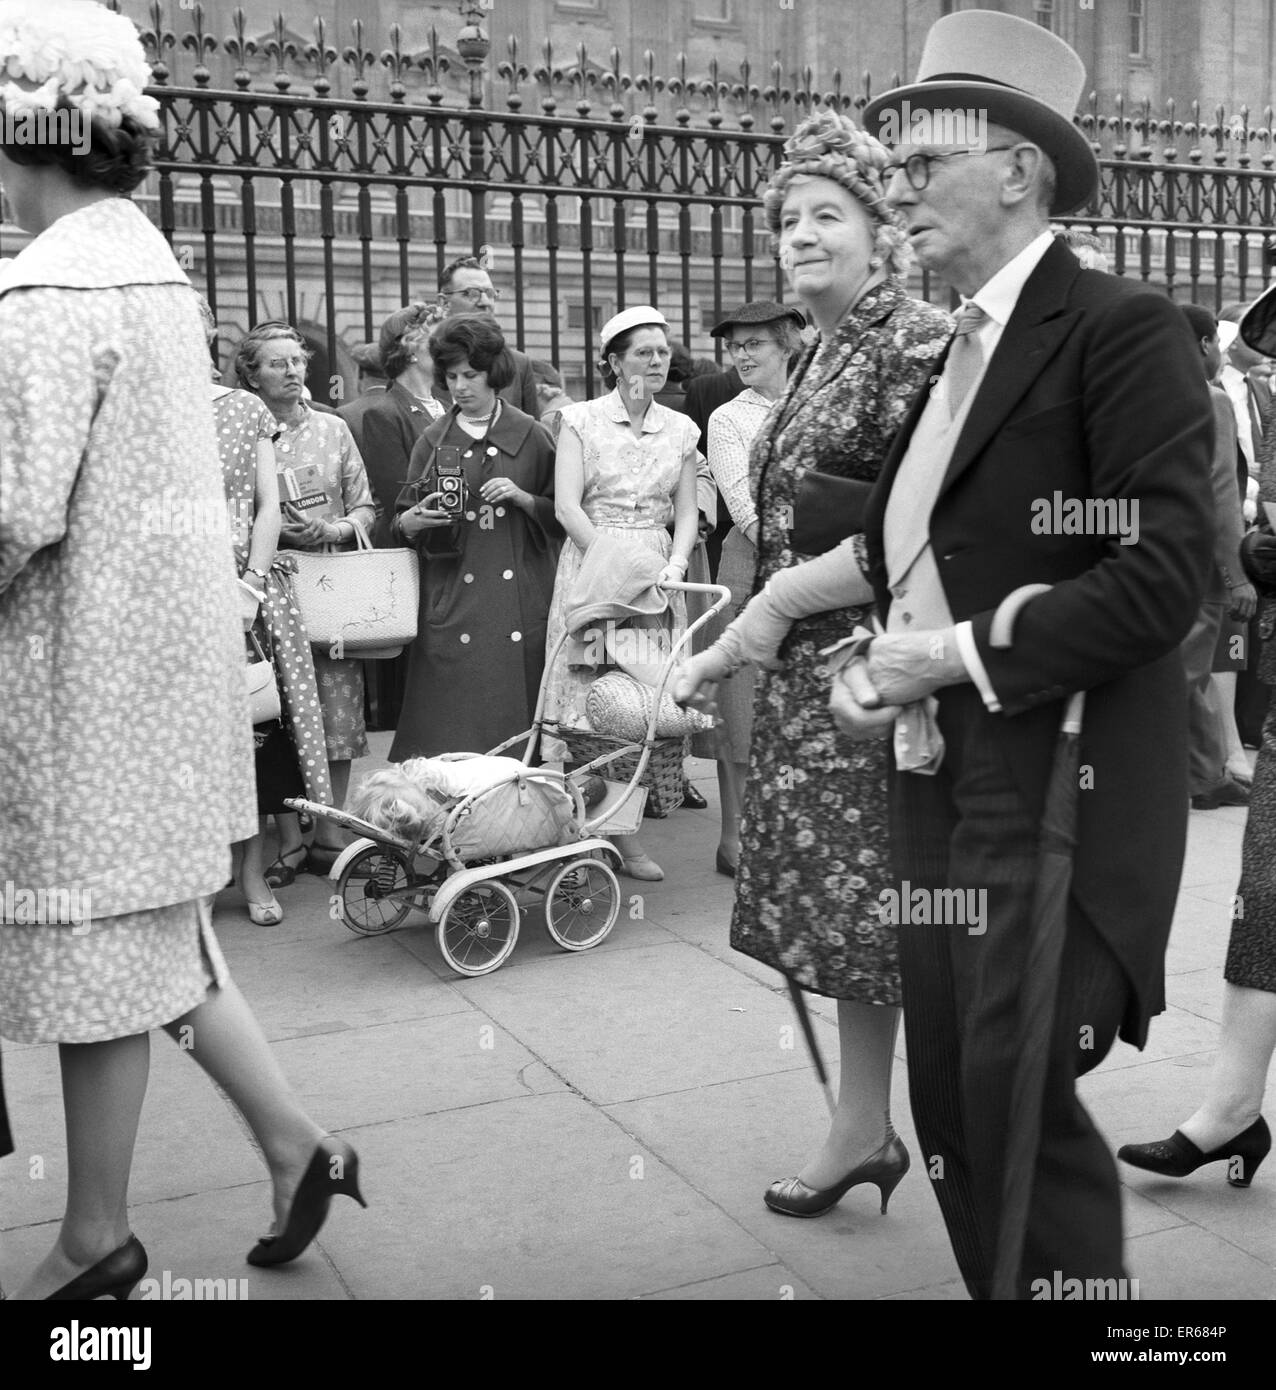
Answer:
[{"xmin": 560, "ymin": 728, "xmax": 685, "ymax": 818}]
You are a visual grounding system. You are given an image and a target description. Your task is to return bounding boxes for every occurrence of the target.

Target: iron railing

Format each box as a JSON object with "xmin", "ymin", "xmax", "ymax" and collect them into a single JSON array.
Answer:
[{"xmin": 4, "ymin": 2, "xmax": 1276, "ymax": 402}]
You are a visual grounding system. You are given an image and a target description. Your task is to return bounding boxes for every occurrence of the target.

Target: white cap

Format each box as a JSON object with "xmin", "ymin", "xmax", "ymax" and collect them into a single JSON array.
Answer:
[
  {"xmin": 599, "ymin": 305, "xmax": 668, "ymax": 354},
  {"xmin": 1217, "ymin": 320, "xmax": 1240, "ymax": 352}
]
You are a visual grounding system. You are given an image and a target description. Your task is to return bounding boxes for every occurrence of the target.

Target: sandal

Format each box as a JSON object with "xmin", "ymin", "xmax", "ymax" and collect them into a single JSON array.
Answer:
[{"xmin": 263, "ymin": 846, "xmax": 308, "ymax": 888}]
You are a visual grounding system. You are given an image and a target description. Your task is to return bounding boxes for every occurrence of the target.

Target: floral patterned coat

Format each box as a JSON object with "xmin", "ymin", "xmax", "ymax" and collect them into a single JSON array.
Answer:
[
  {"xmin": 0, "ymin": 199, "xmax": 257, "ymax": 922},
  {"xmin": 731, "ymin": 278, "xmax": 952, "ymax": 1002}
]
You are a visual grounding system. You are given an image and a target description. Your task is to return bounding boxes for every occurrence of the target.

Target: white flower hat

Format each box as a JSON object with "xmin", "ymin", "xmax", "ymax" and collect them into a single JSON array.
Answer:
[{"xmin": 0, "ymin": 0, "xmax": 160, "ymax": 131}]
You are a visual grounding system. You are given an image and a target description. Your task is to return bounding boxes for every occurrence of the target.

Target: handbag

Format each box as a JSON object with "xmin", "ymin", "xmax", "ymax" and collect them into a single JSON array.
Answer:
[
  {"xmin": 585, "ymin": 671, "xmax": 715, "ymax": 740},
  {"xmin": 280, "ymin": 517, "xmax": 420, "ymax": 658},
  {"xmin": 789, "ymin": 472, "xmax": 875, "ymax": 555},
  {"xmin": 245, "ymin": 631, "xmax": 281, "ymax": 726}
]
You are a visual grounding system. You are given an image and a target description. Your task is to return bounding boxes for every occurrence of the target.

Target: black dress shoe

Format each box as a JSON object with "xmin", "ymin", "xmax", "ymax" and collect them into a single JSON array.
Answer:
[
  {"xmin": 764, "ymin": 1134, "xmax": 910, "ymax": 1218},
  {"xmin": 247, "ymin": 1137, "xmax": 367, "ymax": 1267},
  {"xmin": 1190, "ymin": 778, "xmax": 1251, "ymax": 810},
  {"xmin": 1118, "ymin": 1116, "xmax": 1270, "ymax": 1186},
  {"xmin": 46, "ymin": 1235, "xmax": 147, "ymax": 1301},
  {"xmin": 680, "ymin": 780, "xmax": 708, "ymax": 810}
]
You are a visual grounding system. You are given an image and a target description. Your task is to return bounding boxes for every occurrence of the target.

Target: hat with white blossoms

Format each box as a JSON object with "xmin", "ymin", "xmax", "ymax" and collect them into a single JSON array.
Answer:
[{"xmin": 0, "ymin": 0, "xmax": 160, "ymax": 131}]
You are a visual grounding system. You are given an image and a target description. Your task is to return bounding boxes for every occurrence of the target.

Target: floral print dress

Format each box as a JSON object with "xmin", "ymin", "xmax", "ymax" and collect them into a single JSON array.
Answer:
[{"xmin": 730, "ymin": 279, "xmax": 952, "ymax": 1003}]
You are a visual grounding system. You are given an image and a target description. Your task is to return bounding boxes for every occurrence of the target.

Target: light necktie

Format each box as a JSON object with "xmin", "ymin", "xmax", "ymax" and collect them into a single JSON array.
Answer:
[{"xmin": 947, "ymin": 301, "xmax": 989, "ymax": 418}]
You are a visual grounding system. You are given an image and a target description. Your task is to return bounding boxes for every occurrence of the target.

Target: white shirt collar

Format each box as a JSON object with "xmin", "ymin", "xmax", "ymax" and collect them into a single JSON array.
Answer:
[{"xmin": 965, "ymin": 229, "xmax": 1057, "ymax": 329}]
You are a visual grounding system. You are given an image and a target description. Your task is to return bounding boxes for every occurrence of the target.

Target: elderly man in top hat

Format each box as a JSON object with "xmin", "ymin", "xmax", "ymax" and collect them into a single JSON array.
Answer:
[{"xmin": 832, "ymin": 10, "xmax": 1215, "ymax": 1297}]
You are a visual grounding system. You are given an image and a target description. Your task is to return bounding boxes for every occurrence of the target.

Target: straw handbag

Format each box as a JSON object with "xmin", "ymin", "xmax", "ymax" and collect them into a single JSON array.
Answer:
[
  {"xmin": 585, "ymin": 672, "xmax": 714, "ymax": 741},
  {"xmin": 281, "ymin": 518, "xmax": 419, "ymax": 658}
]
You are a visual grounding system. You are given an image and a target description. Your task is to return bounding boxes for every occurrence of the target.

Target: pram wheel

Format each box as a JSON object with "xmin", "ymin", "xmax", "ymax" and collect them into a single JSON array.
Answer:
[
  {"xmin": 543, "ymin": 856, "xmax": 621, "ymax": 951},
  {"xmin": 338, "ymin": 845, "xmax": 415, "ymax": 935},
  {"xmin": 437, "ymin": 880, "xmax": 520, "ymax": 976}
]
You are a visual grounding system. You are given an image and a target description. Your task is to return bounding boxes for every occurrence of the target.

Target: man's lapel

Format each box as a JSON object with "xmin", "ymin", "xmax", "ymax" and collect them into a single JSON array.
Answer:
[{"xmin": 937, "ymin": 240, "xmax": 1084, "ymax": 501}]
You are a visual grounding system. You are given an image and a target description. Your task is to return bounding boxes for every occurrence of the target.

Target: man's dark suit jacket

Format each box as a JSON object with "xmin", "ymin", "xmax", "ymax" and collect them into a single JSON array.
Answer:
[
  {"xmin": 433, "ymin": 344, "xmax": 540, "ymax": 421},
  {"xmin": 682, "ymin": 367, "xmax": 745, "ymax": 574},
  {"xmin": 865, "ymin": 238, "xmax": 1215, "ymax": 1046},
  {"xmin": 338, "ymin": 381, "xmax": 433, "ymax": 547}
]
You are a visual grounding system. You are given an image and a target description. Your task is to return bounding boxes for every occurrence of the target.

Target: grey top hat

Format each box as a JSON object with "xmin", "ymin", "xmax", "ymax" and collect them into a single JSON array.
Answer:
[
  {"xmin": 862, "ymin": 9, "xmax": 1098, "ymax": 216},
  {"xmin": 709, "ymin": 301, "xmax": 807, "ymax": 338}
]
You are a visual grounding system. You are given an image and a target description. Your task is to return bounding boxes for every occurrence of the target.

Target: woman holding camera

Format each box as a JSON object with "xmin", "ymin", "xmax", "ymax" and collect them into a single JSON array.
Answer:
[{"xmin": 390, "ymin": 316, "xmax": 561, "ymax": 759}]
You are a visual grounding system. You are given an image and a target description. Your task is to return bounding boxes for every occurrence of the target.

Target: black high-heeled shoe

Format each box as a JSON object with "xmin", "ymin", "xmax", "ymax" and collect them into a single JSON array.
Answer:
[
  {"xmin": 46, "ymin": 1235, "xmax": 147, "ymax": 1301},
  {"xmin": 246, "ymin": 1136, "xmax": 367, "ymax": 1267},
  {"xmin": 1118, "ymin": 1116, "xmax": 1270, "ymax": 1187},
  {"xmin": 764, "ymin": 1134, "xmax": 910, "ymax": 1218}
]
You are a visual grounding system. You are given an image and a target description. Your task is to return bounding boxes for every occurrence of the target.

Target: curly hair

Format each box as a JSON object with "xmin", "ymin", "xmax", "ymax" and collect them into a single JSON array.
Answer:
[
  {"xmin": 429, "ymin": 314, "xmax": 515, "ymax": 393},
  {"xmin": 0, "ymin": 102, "xmax": 153, "ymax": 194},
  {"xmin": 761, "ymin": 110, "xmax": 911, "ymax": 276},
  {"xmin": 379, "ymin": 302, "xmax": 445, "ymax": 381},
  {"xmin": 233, "ymin": 321, "xmax": 310, "ymax": 392}
]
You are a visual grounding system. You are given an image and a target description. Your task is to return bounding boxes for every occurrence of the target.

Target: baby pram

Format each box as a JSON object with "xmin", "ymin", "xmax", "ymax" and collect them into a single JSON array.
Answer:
[{"xmin": 286, "ymin": 580, "xmax": 730, "ymax": 976}]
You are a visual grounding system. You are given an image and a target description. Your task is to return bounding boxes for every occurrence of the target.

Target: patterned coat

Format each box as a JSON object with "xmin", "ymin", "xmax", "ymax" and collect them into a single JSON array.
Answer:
[
  {"xmin": 0, "ymin": 200, "xmax": 256, "ymax": 922},
  {"xmin": 730, "ymin": 278, "xmax": 952, "ymax": 1002}
]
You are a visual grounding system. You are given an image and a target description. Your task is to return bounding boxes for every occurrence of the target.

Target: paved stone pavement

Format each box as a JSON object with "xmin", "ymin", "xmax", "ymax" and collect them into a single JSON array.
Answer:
[{"xmin": 1, "ymin": 736, "xmax": 1273, "ymax": 1303}]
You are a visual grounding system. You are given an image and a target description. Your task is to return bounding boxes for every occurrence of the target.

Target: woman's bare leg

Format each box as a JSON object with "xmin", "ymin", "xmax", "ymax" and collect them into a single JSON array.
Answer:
[
  {"xmin": 12, "ymin": 1033, "xmax": 150, "ymax": 1299},
  {"xmin": 1179, "ymin": 983, "xmax": 1276, "ymax": 1150},
  {"xmin": 163, "ymin": 977, "xmax": 324, "ymax": 1228}
]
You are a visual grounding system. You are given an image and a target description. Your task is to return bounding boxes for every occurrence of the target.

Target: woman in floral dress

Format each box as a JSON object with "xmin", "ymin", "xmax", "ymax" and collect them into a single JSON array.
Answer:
[
  {"xmin": 677, "ymin": 112, "xmax": 952, "ymax": 1217},
  {"xmin": 234, "ymin": 322, "xmax": 376, "ymax": 877}
]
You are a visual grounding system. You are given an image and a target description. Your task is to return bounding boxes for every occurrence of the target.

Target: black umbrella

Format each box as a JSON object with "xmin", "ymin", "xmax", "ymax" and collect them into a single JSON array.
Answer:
[
  {"xmin": 784, "ymin": 974, "xmax": 837, "ymax": 1118},
  {"xmin": 986, "ymin": 583, "xmax": 1087, "ymax": 1300}
]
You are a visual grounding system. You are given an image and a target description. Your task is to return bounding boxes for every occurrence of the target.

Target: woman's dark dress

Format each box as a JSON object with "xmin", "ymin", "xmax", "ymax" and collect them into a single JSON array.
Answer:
[
  {"xmin": 730, "ymin": 279, "xmax": 952, "ymax": 1004},
  {"xmin": 390, "ymin": 405, "xmax": 561, "ymax": 759}
]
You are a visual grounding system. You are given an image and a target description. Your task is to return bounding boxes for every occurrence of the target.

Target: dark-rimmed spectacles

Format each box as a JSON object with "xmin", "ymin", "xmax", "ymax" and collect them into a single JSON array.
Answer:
[{"xmin": 882, "ymin": 145, "xmax": 1019, "ymax": 192}]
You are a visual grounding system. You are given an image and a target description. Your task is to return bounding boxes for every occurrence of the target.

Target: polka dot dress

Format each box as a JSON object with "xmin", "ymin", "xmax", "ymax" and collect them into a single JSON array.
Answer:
[{"xmin": 213, "ymin": 387, "xmax": 333, "ymax": 805}]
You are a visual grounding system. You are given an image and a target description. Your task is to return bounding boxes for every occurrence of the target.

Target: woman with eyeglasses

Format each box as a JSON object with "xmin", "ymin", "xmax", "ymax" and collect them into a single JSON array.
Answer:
[
  {"xmin": 435, "ymin": 255, "xmax": 541, "ymax": 418},
  {"xmin": 542, "ymin": 305, "xmax": 703, "ymax": 882},
  {"xmin": 674, "ymin": 112, "xmax": 952, "ymax": 1220},
  {"xmin": 235, "ymin": 322, "xmax": 376, "ymax": 881}
]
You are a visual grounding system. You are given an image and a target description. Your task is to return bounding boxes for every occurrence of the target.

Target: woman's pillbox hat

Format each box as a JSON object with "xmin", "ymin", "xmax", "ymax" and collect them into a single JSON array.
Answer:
[{"xmin": 599, "ymin": 306, "xmax": 669, "ymax": 355}]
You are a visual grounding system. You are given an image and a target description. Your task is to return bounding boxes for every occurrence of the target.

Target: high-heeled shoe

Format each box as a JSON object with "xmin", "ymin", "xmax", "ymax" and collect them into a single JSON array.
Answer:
[
  {"xmin": 246, "ymin": 1136, "xmax": 367, "ymax": 1267},
  {"xmin": 1118, "ymin": 1116, "xmax": 1270, "ymax": 1187},
  {"xmin": 764, "ymin": 1134, "xmax": 911, "ymax": 1218},
  {"xmin": 715, "ymin": 848, "xmax": 737, "ymax": 878},
  {"xmin": 46, "ymin": 1235, "xmax": 147, "ymax": 1301}
]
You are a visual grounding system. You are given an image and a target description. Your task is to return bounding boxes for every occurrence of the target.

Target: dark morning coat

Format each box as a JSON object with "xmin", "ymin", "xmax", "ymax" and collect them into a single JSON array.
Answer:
[{"xmin": 864, "ymin": 237, "xmax": 1215, "ymax": 1046}]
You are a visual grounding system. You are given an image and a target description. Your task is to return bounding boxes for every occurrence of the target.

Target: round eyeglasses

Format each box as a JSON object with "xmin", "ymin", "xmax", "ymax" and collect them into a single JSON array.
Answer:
[{"xmin": 882, "ymin": 145, "xmax": 1018, "ymax": 192}]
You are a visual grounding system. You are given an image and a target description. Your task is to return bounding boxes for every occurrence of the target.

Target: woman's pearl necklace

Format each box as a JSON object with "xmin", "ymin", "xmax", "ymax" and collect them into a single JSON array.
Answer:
[{"xmin": 461, "ymin": 399, "xmax": 499, "ymax": 426}]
